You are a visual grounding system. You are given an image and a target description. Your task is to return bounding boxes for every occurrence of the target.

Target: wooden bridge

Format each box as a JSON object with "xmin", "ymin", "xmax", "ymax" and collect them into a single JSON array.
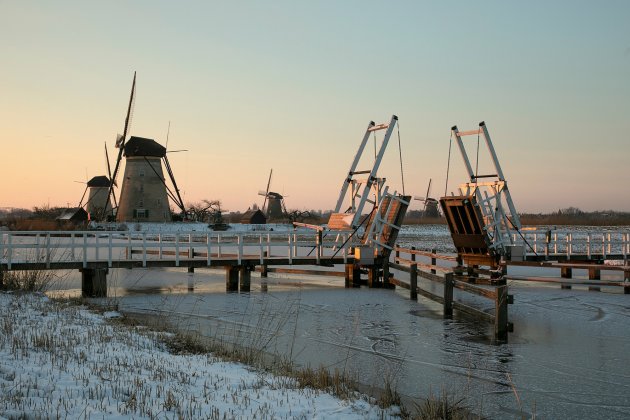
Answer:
[{"xmin": 0, "ymin": 229, "xmax": 369, "ymax": 296}]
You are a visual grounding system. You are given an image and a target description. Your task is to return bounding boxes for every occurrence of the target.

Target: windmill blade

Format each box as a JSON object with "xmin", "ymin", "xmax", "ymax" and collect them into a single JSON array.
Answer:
[
  {"xmin": 77, "ymin": 185, "xmax": 88, "ymax": 208},
  {"xmin": 165, "ymin": 121, "xmax": 171, "ymax": 150},
  {"xmin": 262, "ymin": 168, "xmax": 272, "ymax": 213},
  {"xmin": 425, "ymin": 178, "xmax": 432, "ymax": 201},
  {"xmin": 258, "ymin": 190, "xmax": 268, "ymax": 196},
  {"xmin": 104, "ymin": 142, "xmax": 116, "ymax": 187},
  {"xmin": 166, "ymin": 149, "xmax": 188, "ymax": 153},
  {"xmin": 104, "ymin": 71, "xmax": 136, "ymax": 219}
]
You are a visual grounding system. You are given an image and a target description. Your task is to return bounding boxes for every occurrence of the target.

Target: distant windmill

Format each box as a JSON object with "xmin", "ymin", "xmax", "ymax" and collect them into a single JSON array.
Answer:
[
  {"xmin": 414, "ymin": 178, "xmax": 440, "ymax": 218},
  {"xmin": 75, "ymin": 144, "xmax": 116, "ymax": 220},
  {"xmin": 104, "ymin": 73, "xmax": 186, "ymax": 222},
  {"xmin": 258, "ymin": 169, "xmax": 287, "ymax": 221}
]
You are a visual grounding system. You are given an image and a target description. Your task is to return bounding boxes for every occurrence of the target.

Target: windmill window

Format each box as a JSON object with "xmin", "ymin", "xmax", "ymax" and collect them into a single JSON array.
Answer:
[
  {"xmin": 139, "ymin": 200, "xmax": 144, "ymax": 207},
  {"xmin": 140, "ymin": 185, "xmax": 144, "ymax": 193},
  {"xmin": 139, "ymin": 169, "xmax": 145, "ymax": 177},
  {"xmin": 134, "ymin": 209, "xmax": 148, "ymax": 219},
  {"xmin": 156, "ymin": 199, "xmax": 161, "ymax": 205}
]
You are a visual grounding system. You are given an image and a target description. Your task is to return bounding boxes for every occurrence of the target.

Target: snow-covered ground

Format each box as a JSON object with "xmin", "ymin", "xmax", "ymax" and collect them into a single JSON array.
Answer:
[{"xmin": 0, "ymin": 292, "xmax": 397, "ymax": 419}]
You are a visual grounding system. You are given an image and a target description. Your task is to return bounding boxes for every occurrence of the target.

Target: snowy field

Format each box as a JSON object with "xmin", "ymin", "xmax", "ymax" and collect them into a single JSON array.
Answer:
[{"xmin": 0, "ymin": 292, "xmax": 397, "ymax": 419}]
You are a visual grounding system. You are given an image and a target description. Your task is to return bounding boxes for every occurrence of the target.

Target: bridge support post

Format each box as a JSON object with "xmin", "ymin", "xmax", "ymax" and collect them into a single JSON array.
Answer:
[
  {"xmin": 80, "ymin": 268, "xmax": 108, "ymax": 298},
  {"xmin": 261, "ymin": 252, "xmax": 268, "ymax": 292},
  {"xmin": 588, "ymin": 268, "xmax": 601, "ymax": 292},
  {"xmin": 410, "ymin": 263, "xmax": 417, "ymax": 301},
  {"xmin": 624, "ymin": 270, "xmax": 630, "ymax": 294},
  {"xmin": 0, "ymin": 269, "xmax": 4, "ymax": 290},
  {"xmin": 187, "ymin": 266, "xmax": 194, "ymax": 292},
  {"xmin": 239, "ymin": 266, "xmax": 251, "ymax": 292},
  {"xmin": 261, "ymin": 251, "xmax": 268, "ymax": 278},
  {"xmin": 495, "ymin": 285, "xmax": 509, "ymax": 342},
  {"xmin": 431, "ymin": 249, "xmax": 437, "ymax": 274},
  {"xmin": 443, "ymin": 273, "xmax": 453, "ymax": 319},
  {"xmin": 560, "ymin": 267, "xmax": 572, "ymax": 290},
  {"xmin": 383, "ymin": 260, "xmax": 394, "ymax": 289},
  {"xmin": 225, "ymin": 267, "xmax": 238, "ymax": 292},
  {"xmin": 345, "ymin": 264, "xmax": 360, "ymax": 288},
  {"xmin": 367, "ymin": 266, "xmax": 378, "ymax": 288}
]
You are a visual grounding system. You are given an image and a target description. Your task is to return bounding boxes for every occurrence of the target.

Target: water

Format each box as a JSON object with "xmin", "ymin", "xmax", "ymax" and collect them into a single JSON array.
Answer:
[{"xmin": 54, "ymin": 225, "xmax": 630, "ymax": 418}]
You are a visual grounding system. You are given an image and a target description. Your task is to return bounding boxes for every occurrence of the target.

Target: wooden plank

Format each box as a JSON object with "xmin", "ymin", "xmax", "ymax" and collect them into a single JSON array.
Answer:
[
  {"xmin": 452, "ymin": 280, "xmax": 496, "ymax": 299},
  {"xmin": 394, "ymin": 256, "xmax": 450, "ymax": 273},
  {"xmin": 253, "ymin": 267, "xmax": 346, "ymax": 277},
  {"xmin": 394, "ymin": 246, "xmax": 458, "ymax": 261},
  {"xmin": 505, "ymin": 275, "xmax": 626, "ymax": 287}
]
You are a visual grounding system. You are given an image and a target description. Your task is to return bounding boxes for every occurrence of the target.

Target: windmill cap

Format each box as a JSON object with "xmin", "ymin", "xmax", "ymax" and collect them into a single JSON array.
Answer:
[
  {"xmin": 87, "ymin": 175, "xmax": 111, "ymax": 187},
  {"xmin": 124, "ymin": 136, "xmax": 167, "ymax": 158}
]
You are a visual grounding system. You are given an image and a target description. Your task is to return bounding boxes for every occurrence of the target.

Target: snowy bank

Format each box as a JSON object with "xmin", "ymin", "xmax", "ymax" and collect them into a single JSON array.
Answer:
[{"xmin": 0, "ymin": 293, "xmax": 397, "ymax": 419}]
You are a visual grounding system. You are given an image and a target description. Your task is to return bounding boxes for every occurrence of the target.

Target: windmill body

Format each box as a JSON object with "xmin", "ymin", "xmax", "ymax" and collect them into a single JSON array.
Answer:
[
  {"xmin": 266, "ymin": 192, "xmax": 285, "ymax": 221},
  {"xmin": 116, "ymin": 136, "xmax": 171, "ymax": 222},
  {"xmin": 86, "ymin": 176, "xmax": 112, "ymax": 218}
]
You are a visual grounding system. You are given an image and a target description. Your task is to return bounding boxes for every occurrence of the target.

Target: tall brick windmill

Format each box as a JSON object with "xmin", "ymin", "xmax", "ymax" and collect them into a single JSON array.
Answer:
[{"xmin": 103, "ymin": 73, "xmax": 186, "ymax": 222}]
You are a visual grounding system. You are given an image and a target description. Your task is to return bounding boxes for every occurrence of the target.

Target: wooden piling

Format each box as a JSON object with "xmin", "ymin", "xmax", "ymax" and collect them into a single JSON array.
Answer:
[
  {"xmin": 80, "ymin": 268, "xmax": 108, "ymax": 298},
  {"xmin": 624, "ymin": 270, "xmax": 629, "ymax": 295},
  {"xmin": 495, "ymin": 285, "xmax": 509, "ymax": 342},
  {"xmin": 561, "ymin": 266, "xmax": 573, "ymax": 290},
  {"xmin": 443, "ymin": 272, "xmax": 453, "ymax": 319},
  {"xmin": 345, "ymin": 264, "xmax": 360, "ymax": 288},
  {"xmin": 383, "ymin": 260, "xmax": 394, "ymax": 289},
  {"xmin": 239, "ymin": 266, "xmax": 251, "ymax": 292},
  {"xmin": 225, "ymin": 266, "xmax": 238, "ymax": 292},
  {"xmin": 410, "ymin": 263, "xmax": 417, "ymax": 301},
  {"xmin": 430, "ymin": 248, "xmax": 436, "ymax": 274},
  {"xmin": 367, "ymin": 266, "xmax": 378, "ymax": 288},
  {"xmin": 588, "ymin": 267, "xmax": 601, "ymax": 292},
  {"xmin": 187, "ymin": 266, "xmax": 194, "ymax": 291}
]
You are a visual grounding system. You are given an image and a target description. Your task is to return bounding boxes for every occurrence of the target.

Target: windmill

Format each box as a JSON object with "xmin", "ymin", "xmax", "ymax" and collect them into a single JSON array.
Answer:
[
  {"xmin": 74, "ymin": 143, "xmax": 116, "ymax": 220},
  {"xmin": 257, "ymin": 169, "xmax": 287, "ymax": 221},
  {"xmin": 414, "ymin": 178, "xmax": 440, "ymax": 218},
  {"xmin": 104, "ymin": 73, "xmax": 187, "ymax": 222}
]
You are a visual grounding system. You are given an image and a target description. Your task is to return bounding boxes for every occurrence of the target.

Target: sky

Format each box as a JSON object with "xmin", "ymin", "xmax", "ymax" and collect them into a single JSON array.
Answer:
[{"xmin": 1, "ymin": 1, "xmax": 629, "ymax": 213}]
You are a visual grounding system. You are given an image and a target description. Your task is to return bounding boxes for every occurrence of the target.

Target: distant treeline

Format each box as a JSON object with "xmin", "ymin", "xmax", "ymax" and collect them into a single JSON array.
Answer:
[
  {"xmin": 519, "ymin": 208, "xmax": 630, "ymax": 226},
  {"xmin": 2, "ymin": 205, "xmax": 629, "ymax": 228}
]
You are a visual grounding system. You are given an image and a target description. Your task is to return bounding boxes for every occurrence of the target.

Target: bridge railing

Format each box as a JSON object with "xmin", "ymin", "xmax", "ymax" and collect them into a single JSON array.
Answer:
[
  {"xmin": 0, "ymin": 230, "xmax": 360, "ymax": 269},
  {"xmin": 513, "ymin": 229, "xmax": 630, "ymax": 260}
]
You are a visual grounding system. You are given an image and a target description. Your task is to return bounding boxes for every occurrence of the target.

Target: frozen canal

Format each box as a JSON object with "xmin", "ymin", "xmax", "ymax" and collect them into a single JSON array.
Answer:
[{"xmin": 51, "ymin": 225, "xmax": 630, "ymax": 419}]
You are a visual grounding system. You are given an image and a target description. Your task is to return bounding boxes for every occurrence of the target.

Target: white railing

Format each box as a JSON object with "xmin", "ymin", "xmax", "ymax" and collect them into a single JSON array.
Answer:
[
  {"xmin": 0, "ymin": 230, "xmax": 359, "ymax": 270},
  {"xmin": 512, "ymin": 229, "xmax": 630, "ymax": 260}
]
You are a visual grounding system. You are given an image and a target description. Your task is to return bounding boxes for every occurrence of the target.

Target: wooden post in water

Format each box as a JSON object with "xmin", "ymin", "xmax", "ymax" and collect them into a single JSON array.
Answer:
[
  {"xmin": 624, "ymin": 270, "xmax": 630, "ymax": 294},
  {"xmin": 345, "ymin": 264, "xmax": 361, "ymax": 288},
  {"xmin": 443, "ymin": 273, "xmax": 454, "ymax": 319},
  {"xmin": 261, "ymin": 251, "xmax": 268, "ymax": 292},
  {"xmin": 80, "ymin": 268, "xmax": 108, "ymax": 298},
  {"xmin": 383, "ymin": 259, "xmax": 393, "ymax": 289},
  {"xmin": 239, "ymin": 266, "xmax": 251, "ymax": 292},
  {"xmin": 187, "ymin": 266, "xmax": 194, "ymax": 292},
  {"xmin": 560, "ymin": 266, "xmax": 572, "ymax": 290},
  {"xmin": 367, "ymin": 266, "xmax": 378, "ymax": 288},
  {"xmin": 588, "ymin": 267, "xmax": 601, "ymax": 292},
  {"xmin": 431, "ymin": 249, "xmax": 437, "ymax": 274},
  {"xmin": 225, "ymin": 266, "xmax": 238, "ymax": 292},
  {"xmin": 410, "ymin": 263, "xmax": 418, "ymax": 301},
  {"xmin": 495, "ymin": 285, "xmax": 509, "ymax": 342}
]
